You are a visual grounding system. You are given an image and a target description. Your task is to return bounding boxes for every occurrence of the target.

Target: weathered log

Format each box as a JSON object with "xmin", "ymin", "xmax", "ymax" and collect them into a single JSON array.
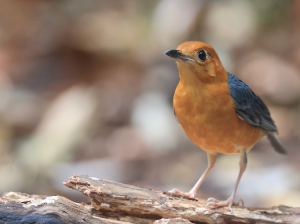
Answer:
[
  {"xmin": 64, "ymin": 175, "xmax": 300, "ymax": 224},
  {"xmin": 0, "ymin": 175, "xmax": 299, "ymax": 223}
]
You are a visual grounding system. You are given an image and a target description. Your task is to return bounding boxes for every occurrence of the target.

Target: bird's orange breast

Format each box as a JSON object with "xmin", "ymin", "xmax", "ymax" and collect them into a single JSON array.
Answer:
[{"xmin": 174, "ymin": 80, "xmax": 264, "ymax": 154}]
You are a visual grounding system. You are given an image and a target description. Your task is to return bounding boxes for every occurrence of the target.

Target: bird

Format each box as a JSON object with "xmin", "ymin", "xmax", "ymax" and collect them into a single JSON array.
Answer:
[{"xmin": 164, "ymin": 41, "xmax": 287, "ymax": 211}]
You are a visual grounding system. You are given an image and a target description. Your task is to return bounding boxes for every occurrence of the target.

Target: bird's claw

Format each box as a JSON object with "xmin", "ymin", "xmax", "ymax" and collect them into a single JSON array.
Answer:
[
  {"xmin": 205, "ymin": 202, "xmax": 216, "ymax": 209},
  {"xmin": 207, "ymin": 197, "xmax": 219, "ymax": 202},
  {"xmin": 168, "ymin": 188, "xmax": 179, "ymax": 194},
  {"xmin": 205, "ymin": 197, "xmax": 233, "ymax": 212},
  {"xmin": 168, "ymin": 188, "xmax": 196, "ymax": 198},
  {"xmin": 237, "ymin": 199, "xmax": 244, "ymax": 207}
]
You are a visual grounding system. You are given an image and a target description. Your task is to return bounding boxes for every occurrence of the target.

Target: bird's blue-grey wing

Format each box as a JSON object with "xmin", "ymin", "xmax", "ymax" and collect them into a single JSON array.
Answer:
[{"xmin": 227, "ymin": 72, "xmax": 277, "ymax": 132}]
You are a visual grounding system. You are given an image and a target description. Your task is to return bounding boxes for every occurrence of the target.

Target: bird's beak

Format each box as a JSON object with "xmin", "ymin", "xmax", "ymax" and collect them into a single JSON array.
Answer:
[{"xmin": 164, "ymin": 50, "xmax": 192, "ymax": 62}]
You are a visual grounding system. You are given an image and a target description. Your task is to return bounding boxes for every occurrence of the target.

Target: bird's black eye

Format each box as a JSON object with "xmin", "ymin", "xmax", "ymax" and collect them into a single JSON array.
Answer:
[{"xmin": 197, "ymin": 50, "xmax": 207, "ymax": 61}]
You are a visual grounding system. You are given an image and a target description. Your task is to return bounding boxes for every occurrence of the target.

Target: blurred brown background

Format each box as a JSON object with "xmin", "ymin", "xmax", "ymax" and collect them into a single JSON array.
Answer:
[{"xmin": 0, "ymin": 0, "xmax": 299, "ymax": 208}]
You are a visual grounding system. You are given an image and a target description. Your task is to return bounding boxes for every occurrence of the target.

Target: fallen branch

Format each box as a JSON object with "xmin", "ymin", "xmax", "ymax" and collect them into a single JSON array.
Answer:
[
  {"xmin": 0, "ymin": 175, "xmax": 299, "ymax": 223},
  {"xmin": 64, "ymin": 175, "xmax": 300, "ymax": 224}
]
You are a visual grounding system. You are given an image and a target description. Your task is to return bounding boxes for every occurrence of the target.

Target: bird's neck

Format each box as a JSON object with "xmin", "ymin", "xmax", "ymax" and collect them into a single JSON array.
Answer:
[
  {"xmin": 175, "ymin": 67, "xmax": 231, "ymax": 107},
  {"xmin": 177, "ymin": 64, "xmax": 203, "ymax": 87},
  {"xmin": 176, "ymin": 62, "xmax": 228, "ymax": 87}
]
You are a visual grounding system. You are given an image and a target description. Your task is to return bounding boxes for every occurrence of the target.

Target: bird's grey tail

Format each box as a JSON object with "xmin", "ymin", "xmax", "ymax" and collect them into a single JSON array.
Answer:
[{"xmin": 266, "ymin": 131, "xmax": 287, "ymax": 154}]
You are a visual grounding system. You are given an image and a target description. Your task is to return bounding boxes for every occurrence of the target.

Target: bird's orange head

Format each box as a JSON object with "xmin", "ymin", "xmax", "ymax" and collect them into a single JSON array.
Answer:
[{"xmin": 165, "ymin": 41, "xmax": 227, "ymax": 85}]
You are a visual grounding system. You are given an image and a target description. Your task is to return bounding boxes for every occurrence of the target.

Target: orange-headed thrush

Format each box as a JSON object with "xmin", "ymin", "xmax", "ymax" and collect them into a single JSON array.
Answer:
[{"xmin": 165, "ymin": 41, "xmax": 287, "ymax": 211}]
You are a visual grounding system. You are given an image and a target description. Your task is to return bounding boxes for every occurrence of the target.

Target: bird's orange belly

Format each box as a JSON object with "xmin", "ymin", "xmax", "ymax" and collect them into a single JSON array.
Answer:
[{"xmin": 174, "ymin": 89, "xmax": 264, "ymax": 154}]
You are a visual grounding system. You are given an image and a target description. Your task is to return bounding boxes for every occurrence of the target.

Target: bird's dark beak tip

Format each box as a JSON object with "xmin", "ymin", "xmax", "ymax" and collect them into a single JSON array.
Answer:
[
  {"xmin": 164, "ymin": 49, "xmax": 181, "ymax": 58},
  {"xmin": 164, "ymin": 50, "xmax": 175, "ymax": 57},
  {"xmin": 165, "ymin": 50, "xmax": 191, "ymax": 62}
]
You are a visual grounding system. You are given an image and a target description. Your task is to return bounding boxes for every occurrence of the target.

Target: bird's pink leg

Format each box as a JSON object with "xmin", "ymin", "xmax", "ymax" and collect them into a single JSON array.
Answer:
[
  {"xmin": 169, "ymin": 153, "xmax": 216, "ymax": 198},
  {"xmin": 206, "ymin": 148, "xmax": 247, "ymax": 211}
]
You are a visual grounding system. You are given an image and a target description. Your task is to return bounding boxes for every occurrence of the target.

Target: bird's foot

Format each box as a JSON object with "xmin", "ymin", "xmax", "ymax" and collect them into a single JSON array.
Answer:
[
  {"xmin": 205, "ymin": 196, "xmax": 241, "ymax": 212},
  {"xmin": 168, "ymin": 188, "xmax": 196, "ymax": 198}
]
